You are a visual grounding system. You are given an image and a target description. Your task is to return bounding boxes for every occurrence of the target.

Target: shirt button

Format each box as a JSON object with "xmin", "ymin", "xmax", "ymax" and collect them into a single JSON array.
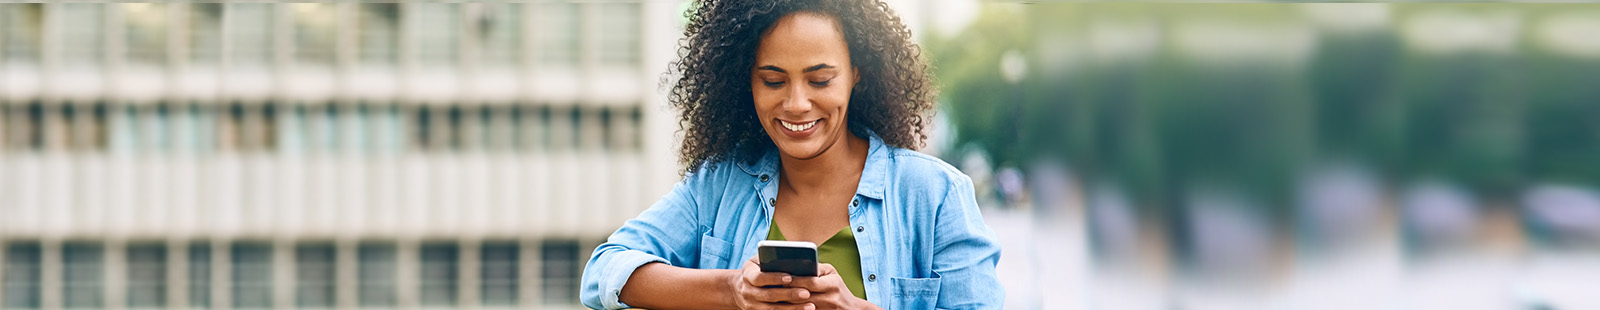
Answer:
[
  {"xmin": 868, "ymin": 274, "xmax": 876, "ymax": 282},
  {"xmin": 856, "ymin": 226, "xmax": 864, "ymax": 232},
  {"xmin": 769, "ymin": 198, "xmax": 777, "ymax": 206},
  {"xmin": 852, "ymin": 199, "xmax": 859, "ymax": 206},
  {"xmin": 760, "ymin": 174, "xmax": 769, "ymax": 182}
]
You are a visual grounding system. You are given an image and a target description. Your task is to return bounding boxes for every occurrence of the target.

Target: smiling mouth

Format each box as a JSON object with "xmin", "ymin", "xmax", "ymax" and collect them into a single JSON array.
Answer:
[{"xmin": 779, "ymin": 119, "xmax": 818, "ymax": 132}]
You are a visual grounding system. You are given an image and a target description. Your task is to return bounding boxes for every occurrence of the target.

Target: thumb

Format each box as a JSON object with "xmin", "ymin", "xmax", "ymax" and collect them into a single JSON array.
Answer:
[{"xmin": 817, "ymin": 263, "xmax": 838, "ymax": 276}]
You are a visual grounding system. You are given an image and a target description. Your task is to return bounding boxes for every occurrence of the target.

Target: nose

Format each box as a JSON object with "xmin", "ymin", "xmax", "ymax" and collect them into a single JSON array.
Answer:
[{"xmin": 781, "ymin": 83, "xmax": 812, "ymax": 115}]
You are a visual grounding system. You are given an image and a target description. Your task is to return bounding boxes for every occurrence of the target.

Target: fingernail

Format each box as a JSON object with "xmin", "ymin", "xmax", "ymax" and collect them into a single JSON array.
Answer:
[{"xmin": 781, "ymin": 276, "xmax": 792, "ymax": 282}]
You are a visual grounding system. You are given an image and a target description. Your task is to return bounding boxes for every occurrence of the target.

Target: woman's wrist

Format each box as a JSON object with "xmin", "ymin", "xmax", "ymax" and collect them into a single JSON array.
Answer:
[
  {"xmin": 721, "ymin": 269, "xmax": 745, "ymax": 308},
  {"xmin": 850, "ymin": 296, "xmax": 882, "ymax": 310}
]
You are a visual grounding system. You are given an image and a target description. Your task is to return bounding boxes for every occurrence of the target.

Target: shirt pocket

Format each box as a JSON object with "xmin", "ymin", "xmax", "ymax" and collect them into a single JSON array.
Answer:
[
  {"xmin": 889, "ymin": 276, "xmax": 942, "ymax": 309},
  {"xmin": 698, "ymin": 233, "xmax": 735, "ymax": 268}
]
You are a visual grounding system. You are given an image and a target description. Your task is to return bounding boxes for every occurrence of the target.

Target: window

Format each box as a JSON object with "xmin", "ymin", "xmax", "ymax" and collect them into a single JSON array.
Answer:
[
  {"xmin": 480, "ymin": 242, "xmax": 518, "ymax": 306},
  {"xmin": 544, "ymin": 106, "xmax": 575, "ymax": 152},
  {"xmin": 142, "ymin": 104, "xmax": 171, "ymax": 154},
  {"xmin": 514, "ymin": 105, "xmax": 547, "ymax": 152},
  {"xmin": 188, "ymin": 3, "xmax": 222, "ymax": 65},
  {"xmin": 79, "ymin": 102, "xmax": 110, "ymax": 153},
  {"xmin": 577, "ymin": 107, "xmax": 603, "ymax": 151},
  {"xmin": 24, "ymin": 102, "xmax": 43, "ymax": 151},
  {"xmin": 291, "ymin": 3, "xmax": 335, "ymax": 65},
  {"xmin": 294, "ymin": 243, "xmax": 335, "ymax": 308},
  {"xmin": 247, "ymin": 103, "xmax": 279, "ymax": 153},
  {"xmin": 411, "ymin": 3, "xmax": 459, "ymax": 67},
  {"xmin": 477, "ymin": 3, "xmax": 522, "ymax": 66},
  {"xmin": 0, "ymin": 105, "xmax": 8, "ymax": 153},
  {"xmin": 367, "ymin": 103, "xmax": 404, "ymax": 155},
  {"xmin": 230, "ymin": 242, "xmax": 272, "ymax": 309},
  {"xmin": 40, "ymin": 101, "xmax": 69, "ymax": 152},
  {"xmin": 191, "ymin": 103, "xmax": 217, "ymax": 156},
  {"xmin": 2, "ymin": 4, "xmax": 43, "ymax": 63},
  {"xmin": 2, "ymin": 104, "xmax": 35, "ymax": 151},
  {"xmin": 357, "ymin": 243, "xmax": 396, "ymax": 307},
  {"xmin": 276, "ymin": 104, "xmax": 306, "ymax": 155},
  {"xmin": 446, "ymin": 106, "xmax": 465, "ymax": 151},
  {"xmin": 166, "ymin": 103, "xmax": 196, "ymax": 154},
  {"xmin": 595, "ymin": 3, "xmax": 641, "ymax": 66},
  {"xmin": 58, "ymin": 4, "xmax": 104, "ymax": 67},
  {"xmin": 457, "ymin": 106, "xmax": 487, "ymax": 152},
  {"xmin": 107, "ymin": 104, "xmax": 138, "ymax": 154},
  {"xmin": 539, "ymin": 240, "xmax": 579, "ymax": 305},
  {"xmin": 597, "ymin": 106, "xmax": 643, "ymax": 152},
  {"xmin": 409, "ymin": 105, "xmax": 433, "ymax": 152},
  {"xmin": 336, "ymin": 104, "xmax": 364, "ymax": 155},
  {"xmin": 357, "ymin": 3, "xmax": 399, "ymax": 66},
  {"xmin": 224, "ymin": 4, "xmax": 273, "ymax": 69},
  {"xmin": 309, "ymin": 103, "xmax": 340, "ymax": 153},
  {"xmin": 122, "ymin": 3, "xmax": 168, "ymax": 65},
  {"xmin": 485, "ymin": 105, "xmax": 516, "ymax": 153},
  {"xmin": 533, "ymin": 3, "xmax": 578, "ymax": 67},
  {"xmin": 616, "ymin": 106, "xmax": 642, "ymax": 152},
  {"xmin": 188, "ymin": 243, "xmax": 212, "ymax": 309},
  {"xmin": 418, "ymin": 243, "xmax": 458, "ymax": 306},
  {"xmin": 62, "ymin": 242, "xmax": 105, "ymax": 309},
  {"xmin": 220, "ymin": 103, "xmax": 246, "ymax": 153},
  {"xmin": 2, "ymin": 242, "xmax": 42, "ymax": 309},
  {"xmin": 126, "ymin": 243, "xmax": 167, "ymax": 308}
]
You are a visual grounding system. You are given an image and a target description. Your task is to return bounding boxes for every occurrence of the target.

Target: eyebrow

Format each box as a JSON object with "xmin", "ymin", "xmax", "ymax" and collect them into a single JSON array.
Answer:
[
  {"xmin": 803, "ymin": 64, "xmax": 835, "ymax": 73},
  {"xmin": 756, "ymin": 64, "xmax": 836, "ymax": 73}
]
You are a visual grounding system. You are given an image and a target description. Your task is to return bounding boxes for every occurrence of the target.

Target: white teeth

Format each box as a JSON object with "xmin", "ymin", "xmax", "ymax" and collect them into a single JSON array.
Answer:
[{"xmin": 780, "ymin": 120, "xmax": 817, "ymax": 131}]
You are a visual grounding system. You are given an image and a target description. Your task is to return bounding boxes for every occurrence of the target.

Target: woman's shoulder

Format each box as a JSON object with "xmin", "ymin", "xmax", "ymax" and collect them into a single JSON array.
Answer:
[
  {"xmin": 681, "ymin": 157, "xmax": 757, "ymax": 187},
  {"xmin": 886, "ymin": 147, "xmax": 968, "ymax": 180},
  {"xmin": 880, "ymin": 146, "xmax": 974, "ymax": 199}
]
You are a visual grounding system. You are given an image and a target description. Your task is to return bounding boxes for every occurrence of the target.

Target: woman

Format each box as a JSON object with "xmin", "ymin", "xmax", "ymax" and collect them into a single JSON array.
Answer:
[{"xmin": 580, "ymin": 0, "xmax": 1002, "ymax": 308}]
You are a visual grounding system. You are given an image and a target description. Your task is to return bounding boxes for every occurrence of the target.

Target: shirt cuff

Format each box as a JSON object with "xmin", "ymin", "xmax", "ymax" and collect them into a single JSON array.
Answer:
[{"xmin": 600, "ymin": 250, "xmax": 668, "ymax": 310}]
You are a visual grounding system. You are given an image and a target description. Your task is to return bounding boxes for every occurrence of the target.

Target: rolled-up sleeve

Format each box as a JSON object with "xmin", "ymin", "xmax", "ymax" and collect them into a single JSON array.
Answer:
[
  {"xmin": 931, "ymin": 174, "xmax": 1005, "ymax": 309},
  {"xmin": 581, "ymin": 177, "xmax": 702, "ymax": 309}
]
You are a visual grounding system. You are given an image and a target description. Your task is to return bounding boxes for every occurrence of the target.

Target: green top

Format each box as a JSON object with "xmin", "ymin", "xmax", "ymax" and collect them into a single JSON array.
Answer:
[{"xmin": 767, "ymin": 221, "xmax": 868, "ymax": 301}]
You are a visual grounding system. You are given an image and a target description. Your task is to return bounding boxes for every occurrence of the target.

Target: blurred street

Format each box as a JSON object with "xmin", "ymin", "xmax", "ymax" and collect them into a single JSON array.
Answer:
[{"xmin": 983, "ymin": 187, "xmax": 1600, "ymax": 310}]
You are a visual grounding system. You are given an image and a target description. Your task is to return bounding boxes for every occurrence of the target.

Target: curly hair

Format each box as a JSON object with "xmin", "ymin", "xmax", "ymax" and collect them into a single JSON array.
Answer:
[{"xmin": 666, "ymin": 0, "xmax": 937, "ymax": 175}]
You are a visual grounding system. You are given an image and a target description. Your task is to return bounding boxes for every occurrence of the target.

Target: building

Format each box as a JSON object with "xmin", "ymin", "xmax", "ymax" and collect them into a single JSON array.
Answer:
[{"xmin": 0, "ymin": 3, "xmax": 685, "ymax": 309}]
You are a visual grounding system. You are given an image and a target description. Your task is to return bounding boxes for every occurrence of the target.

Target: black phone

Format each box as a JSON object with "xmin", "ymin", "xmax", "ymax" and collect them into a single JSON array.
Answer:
[{"xmin": 757, "ymin": 240, "xmax": 818, "ymax": 277}]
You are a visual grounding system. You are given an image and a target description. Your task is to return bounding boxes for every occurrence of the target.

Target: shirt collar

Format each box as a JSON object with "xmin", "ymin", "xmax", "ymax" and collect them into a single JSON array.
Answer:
[{"xmin": 736, "ymin": 132, "xmax": 889, "ymax": 200}]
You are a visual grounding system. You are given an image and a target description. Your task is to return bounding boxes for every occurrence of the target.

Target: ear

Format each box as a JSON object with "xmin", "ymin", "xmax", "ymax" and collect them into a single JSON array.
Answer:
[{"xmin": 851, "ymin": 66, "xmax": 861, "ymax": 88}]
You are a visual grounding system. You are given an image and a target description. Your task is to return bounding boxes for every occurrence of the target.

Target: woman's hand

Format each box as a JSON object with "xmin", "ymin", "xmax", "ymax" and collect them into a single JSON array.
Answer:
[
  {"xmin": 787, "ymin": 263, "xmax": 882, "ymax": 310},
  {"xmin": 731, "ymin": 258, "xmax": 817, "ymax": 310}
]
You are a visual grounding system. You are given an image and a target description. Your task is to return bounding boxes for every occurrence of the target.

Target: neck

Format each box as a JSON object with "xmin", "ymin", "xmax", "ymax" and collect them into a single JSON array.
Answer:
[{"xmin": 778, "ymin": 133, "xmax": 870, "ymax": 195}]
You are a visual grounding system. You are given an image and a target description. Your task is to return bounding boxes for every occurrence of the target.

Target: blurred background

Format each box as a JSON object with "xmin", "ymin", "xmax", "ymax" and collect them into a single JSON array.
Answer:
[{"xmin": 1, "ymin": 2, "xmax": 1598, "ymax": 310}]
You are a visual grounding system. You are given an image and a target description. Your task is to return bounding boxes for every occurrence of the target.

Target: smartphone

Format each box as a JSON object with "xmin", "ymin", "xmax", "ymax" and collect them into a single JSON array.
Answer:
[{"xmin": 757, "ymin": 240, "xmax": 818, "ymax": 277}]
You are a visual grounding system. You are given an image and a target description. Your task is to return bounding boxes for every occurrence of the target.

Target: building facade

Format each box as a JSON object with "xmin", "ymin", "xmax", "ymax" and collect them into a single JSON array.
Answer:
[{"xmin": 0, "ymin": 3, "xmax": 685, "ymax": 309}]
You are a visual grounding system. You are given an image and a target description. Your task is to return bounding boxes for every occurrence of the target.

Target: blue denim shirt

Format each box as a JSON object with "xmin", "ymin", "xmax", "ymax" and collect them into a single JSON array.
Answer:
[{"xmin": 581, "ymin": 134, "xmax": 1004, "ymax": 309}]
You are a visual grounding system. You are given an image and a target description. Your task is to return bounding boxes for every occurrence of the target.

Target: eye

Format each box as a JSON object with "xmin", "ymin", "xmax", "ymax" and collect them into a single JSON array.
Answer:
[
  {"xmin": 809, "ymin": 79, "xmax": 833, "ymax": 87},
  {"xmin": 763, "ymin": 80, "xmax": 786, "ymax": 88}
]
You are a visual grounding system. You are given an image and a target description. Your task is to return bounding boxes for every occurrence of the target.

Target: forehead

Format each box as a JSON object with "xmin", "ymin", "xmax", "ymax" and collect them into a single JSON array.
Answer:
[{"xmin": 755, "ymin": 12, "xmax": 850, "ymax": 66}]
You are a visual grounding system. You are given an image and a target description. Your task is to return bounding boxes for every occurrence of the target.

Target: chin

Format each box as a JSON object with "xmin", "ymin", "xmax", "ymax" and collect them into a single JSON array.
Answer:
[{"xmin": 775, "ymin": 142, "xmax": 826, "ymax": 160}]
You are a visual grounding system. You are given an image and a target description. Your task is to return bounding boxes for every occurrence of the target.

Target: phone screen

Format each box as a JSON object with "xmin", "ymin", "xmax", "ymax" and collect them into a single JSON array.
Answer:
[{"xmin": 758, "ymin": 242, "xmax": 818, "ymax": 277}]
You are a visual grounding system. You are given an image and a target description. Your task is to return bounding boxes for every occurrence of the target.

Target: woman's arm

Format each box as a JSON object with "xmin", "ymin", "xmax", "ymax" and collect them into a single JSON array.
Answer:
[
  {"xmin": 618, "ymin": 262, "xmax": 740, "ymax": 309},
  {"xmin": 581, "ymin": 173, "xmax": 813, "ymax": 310},
  {"xmin": 621, "ymin": 259, "xmax": 818, "ymax": 310},
  {"xmin": 931, "ymin": 174, "xmax": 1005, "ymax": 309},
  {"xmin": 581, "ymin": 181, "xmax": 705, "ymax": 309}
]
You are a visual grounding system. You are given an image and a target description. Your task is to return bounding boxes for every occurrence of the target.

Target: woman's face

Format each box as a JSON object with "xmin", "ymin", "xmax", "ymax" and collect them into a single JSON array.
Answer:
[{"xmin": 751, "ymin": 12, "xmax": 859, "ymax": 160}]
